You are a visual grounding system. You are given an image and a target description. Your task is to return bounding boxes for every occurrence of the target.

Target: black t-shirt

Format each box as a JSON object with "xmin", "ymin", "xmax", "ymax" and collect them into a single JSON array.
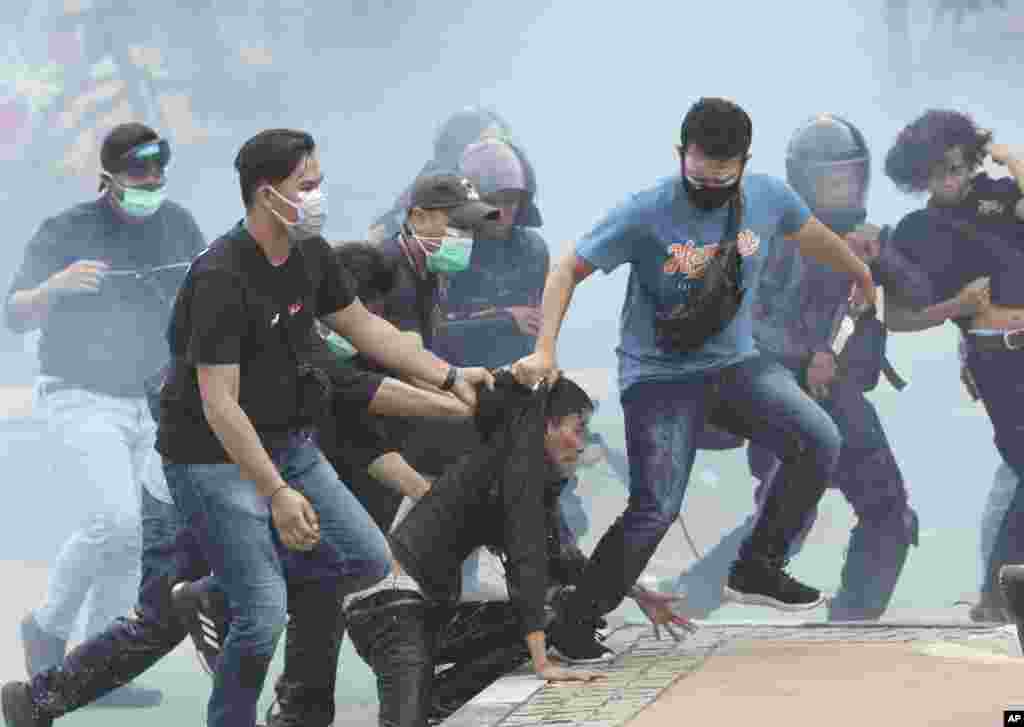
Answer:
[
  {"xmin": 156, "ymin": 223, "xmax": 356, "ymax": 463},
  {"xmin": 889, "ymin": 173, "xmax": 1024, "ymax": 317},
  {"xmin": 4, "ymin": 198, "xmax": 206, "ymax": 395}
]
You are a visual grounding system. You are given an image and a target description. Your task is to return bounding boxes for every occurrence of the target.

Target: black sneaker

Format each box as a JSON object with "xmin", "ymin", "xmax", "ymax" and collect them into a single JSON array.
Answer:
[
  {"xmin": 723, "ymin": 557, "xmax": 826, "ymax": 611},
  {"xmin": 19, "ymin": 614, "xmax": 66, "ymax": 678},
  {"xmin": 171, "ymin": 580, "xmax": 228, "ymax": 676},
  {"xmin": 91, "ymin": 684, "xmax": 163, "ymax": 708},
  {"xmin": 1, "ymin": 681, "xmax": 51, "ymax": 727},
  {"xmin": 1000, "ymin": 565, "xmax": 1024, "ymax": 654},
  {"xmin": 547, "ymin": 619, "xmax": 614, "ymax": 665}
]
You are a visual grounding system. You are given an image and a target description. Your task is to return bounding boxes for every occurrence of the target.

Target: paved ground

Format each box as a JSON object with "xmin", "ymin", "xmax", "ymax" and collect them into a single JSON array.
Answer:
[{"xmin": 443, "ymin": 621, "xmax": 1024, "ymax": 727}]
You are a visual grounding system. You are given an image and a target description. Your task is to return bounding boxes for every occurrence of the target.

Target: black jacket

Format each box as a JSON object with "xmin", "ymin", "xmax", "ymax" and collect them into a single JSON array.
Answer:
[{"xmin": 388, "ymin": 372, "xmax": 553, "ymax": 635}]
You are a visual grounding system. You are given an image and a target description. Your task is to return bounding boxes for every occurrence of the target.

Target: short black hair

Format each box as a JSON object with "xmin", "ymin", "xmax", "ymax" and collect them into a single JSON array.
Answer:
[
  {"xmin": 680, "ymin": 97, "xmax": 753, "ymax": 160},
  {"xmin": 101, "ymin": 122, "xmax": 159, "ymax": 172},
  {"xmin": 331, "ymin": 241, "xmax": 397, "ymax": 302},
  {"xmin": 234, "ymin": 129, "xmax": 316, "ymax": 208},
  {"xmin": 884, "ymin": 109, "xmax": 992, "ymax": 194},
  {"xmin": 546, "ymin": 377, "xmax": 593, "ymax": 422}
]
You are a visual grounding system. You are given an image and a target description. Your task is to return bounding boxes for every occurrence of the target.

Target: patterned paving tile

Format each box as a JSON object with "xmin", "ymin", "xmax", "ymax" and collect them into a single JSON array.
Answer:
[{"xmin": 443, "ymin": 621, "xmax": 1018, "ymax": 726}]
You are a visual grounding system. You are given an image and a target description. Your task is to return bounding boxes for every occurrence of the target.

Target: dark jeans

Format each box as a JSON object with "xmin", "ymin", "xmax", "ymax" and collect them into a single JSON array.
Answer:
[
  {"xmin": 566, "ymin": 355, "xmax": 840, "ymax": 619},
  {"xmin": 677, "ymin": 371, "xmax": 917, "ymax": 620},
  {"xmin": 29, "ymin": 488, "xmax": 209, "ymax": 719},
  {"xmin": 164, "ymin": 439, "xmax": 391, "ymax": 727},
  {"xmin": 969, "ymin": 344, "xmax": 1024, "ymax": 603},
  {"xmin": 347, "ymin": 594, "xmax": 524, "ymax": 727}
]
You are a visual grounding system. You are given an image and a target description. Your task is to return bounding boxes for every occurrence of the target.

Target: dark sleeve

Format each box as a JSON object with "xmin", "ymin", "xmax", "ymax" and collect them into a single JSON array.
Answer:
[
  {"xmin": 792, "ymin": 262, "xmax": 849, "ymax": 362},
  {"xmin": 871, "ymin": 227, "xmax": 935, "ymax": 309},
  {"xmin": 887, "ymin": 213, "xmax": 925, "ymax": 262},
  {"xmin": 185, "ymin": 271, "xmax": 246, "ymax": 366},
  {"xmin": 523, "ymin": 230, "xmax": 550, "ymax": 306},
  {"xmin": 6, "ymin": 217, "xmax": 65, "ymax": 297},
  {"xmin": 314, "ymin": 239, "xmax": 357, "ymax": 316},
  {"xmin": 5, "ymin": 217, "xmax": 74, "ymax": 332},
  {"xmin": 982, "ymin": 175, "xmax": 1023, "ymax": 205},
  {"xmin": 321, "ymin": 408, "xmax": 393, "ymax": 474},
  {"xmin": 500, "ymin": 396, "xmax": 551, "ymax": 636},
  {"xmin": 328, "ymin": 361, "xmax": 384, "ymax": 412}
]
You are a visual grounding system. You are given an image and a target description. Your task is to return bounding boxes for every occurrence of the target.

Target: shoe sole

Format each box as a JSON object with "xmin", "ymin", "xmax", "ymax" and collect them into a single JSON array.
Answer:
[
  {"xmin": 546, "ymin": 644, "xmax": 615, "ymax": 665},
  {"xmin": 721, "ymin": 586, "xmax": 826, "ymax": 612},
  {"xmin": 91, "ymin": 687, "xmax": 164, "ymax": 709}
]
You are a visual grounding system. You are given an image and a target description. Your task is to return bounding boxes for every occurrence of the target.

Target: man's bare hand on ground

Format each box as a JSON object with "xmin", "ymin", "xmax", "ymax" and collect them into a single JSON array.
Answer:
[
  {"xmin": 629, "ymin": 585, "xmax": 699, "ymax": 642},
  {"xmin": 537, "ymin": 663, "xmax": 606, "ymax": 683}
]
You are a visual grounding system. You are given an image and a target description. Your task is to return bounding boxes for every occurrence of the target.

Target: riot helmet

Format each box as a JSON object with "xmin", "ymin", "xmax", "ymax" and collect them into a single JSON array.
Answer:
[{"xmin": 785, "ymin": 113, "xmax": 870, "ymax": 234}]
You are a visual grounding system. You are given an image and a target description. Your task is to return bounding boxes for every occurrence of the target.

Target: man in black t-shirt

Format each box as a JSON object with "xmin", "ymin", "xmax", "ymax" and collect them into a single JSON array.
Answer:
[
  {"xmin": 0, "ymin": 237, "xmax": 481, "ymax": 727},
  {"xmin": 154, "ymin": 129, "xmax": 493, "ymax": 727},
  {"xmin": 4, "ymin": 122, "xmax": 205, "ymax": 708},
  {"xmin": 884, "ymin": 110, "xmax": 1024, "ymax": 614}
]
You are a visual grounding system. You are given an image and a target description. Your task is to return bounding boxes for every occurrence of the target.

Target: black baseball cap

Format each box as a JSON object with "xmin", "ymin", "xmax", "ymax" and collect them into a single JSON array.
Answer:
[
  {"xmin": 409, "ymin": 173, "xmax": 500, "ymax": 230},
  {"xmin": 100, "ymin": 122, "xmax": 171, "ymax": 177}
]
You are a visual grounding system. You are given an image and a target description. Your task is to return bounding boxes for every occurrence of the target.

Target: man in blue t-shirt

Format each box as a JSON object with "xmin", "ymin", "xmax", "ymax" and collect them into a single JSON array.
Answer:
[{"xmin": 512, "ymin": 98, "xmax": 876, "ymax": 662}]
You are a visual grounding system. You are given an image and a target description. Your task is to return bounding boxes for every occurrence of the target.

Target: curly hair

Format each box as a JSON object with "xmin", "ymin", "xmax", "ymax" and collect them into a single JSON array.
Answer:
[{"xmin": 884, "ymin": 109, "xmax": 991, "ymax": 194}]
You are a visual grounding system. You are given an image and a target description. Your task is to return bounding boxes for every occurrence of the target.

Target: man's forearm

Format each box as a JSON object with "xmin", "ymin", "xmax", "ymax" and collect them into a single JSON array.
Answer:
[
  {"xmin": 368, "ymin": 377, "xmax": 470, "ymax": 419},
  {"xmin": 350, "ymin": 315, "xmax": 450, "ymax": 387},
  {"xmin": 886, "ymin": 297, "xmax": 964, "ymax": 332},
  {"xmin": 1007, "ymin": 157, "xmax": 1024, "ymax": 195},
  {"xmin": 535, "ymin": 261, "xmax": 578, "ymax": 356},
  {"xmin": 367, "ymin": 452, "xmax": 431, "ymax": 499},
  {"xmin": 796, "ymin": 219, "xmax": 869, "ymax": 280},
  {"xmin": 203, "ymin": 397, "xmax": 288, "ymax": 496},
  {"xmin": 526, "ymin": 630, "xmax": 548, "ymax": 672}
]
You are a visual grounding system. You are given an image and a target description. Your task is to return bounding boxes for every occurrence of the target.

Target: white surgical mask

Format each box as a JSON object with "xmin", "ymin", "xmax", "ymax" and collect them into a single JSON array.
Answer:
[{"xmin": 265, "ymin": 185, "xmax": 327, "ymax": 241}]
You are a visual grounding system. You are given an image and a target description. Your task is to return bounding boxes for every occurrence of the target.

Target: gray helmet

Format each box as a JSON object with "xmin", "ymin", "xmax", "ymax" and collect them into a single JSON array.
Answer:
[{"xmin": 785, "ymin": 113, "xmax": 870, "ymax": 234}]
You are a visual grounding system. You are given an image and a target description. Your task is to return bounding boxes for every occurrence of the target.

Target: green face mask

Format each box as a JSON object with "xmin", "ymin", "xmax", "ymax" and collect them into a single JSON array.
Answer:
[
  {"xmin": 105, "ymin": 172, "xmax": 167, "ymax": 218},
  {"xmin": 119, "ymin": 185, "xmax": 166, "ymax": 218},
  {"xmin": 423, "ymin": 232, "xmax": 474, "ymax": 274}
]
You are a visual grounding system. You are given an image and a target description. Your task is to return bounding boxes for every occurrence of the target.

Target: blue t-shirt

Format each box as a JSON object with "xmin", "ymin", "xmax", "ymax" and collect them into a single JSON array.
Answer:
[{"xmin": 576, "ymin": 173, "xmax": 811, "ymax": 392}]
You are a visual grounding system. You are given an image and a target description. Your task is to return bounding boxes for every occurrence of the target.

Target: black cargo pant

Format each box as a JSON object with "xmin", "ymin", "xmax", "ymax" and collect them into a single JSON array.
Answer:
[
  {"xmin": 27, "ymin": 488, "xmax": 209, "ymax": 719},
  {"xmin": 346, "ymin": 590, "xmax": 525, "ymax": 727}
]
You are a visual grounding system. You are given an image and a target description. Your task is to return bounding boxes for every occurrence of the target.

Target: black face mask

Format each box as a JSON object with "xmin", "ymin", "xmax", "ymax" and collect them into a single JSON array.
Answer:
[{"xmin": 681, "ymin": 159, "xmax": 743, "ymax": 211}]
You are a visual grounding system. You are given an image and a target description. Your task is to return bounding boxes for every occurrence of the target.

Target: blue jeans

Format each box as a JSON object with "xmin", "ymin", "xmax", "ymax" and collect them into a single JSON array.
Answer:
[
  {"xmin": 164, "ymin": 439, "xmax": 391, "ymax": 727},
  {"xmin": 565, "ymin": 355, "xmax": 840, "ymax": 618},
  {"xmin": 30, "ymin": 487, "xmax": 209, "ymax": 718},
  {"xmin": 678, "ymin": 369, "xmax": 917, "ymax": 620}
]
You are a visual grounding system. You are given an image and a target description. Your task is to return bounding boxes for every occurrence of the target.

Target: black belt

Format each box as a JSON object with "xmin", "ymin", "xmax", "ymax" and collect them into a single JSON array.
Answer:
[
  {"xmin": 346, "ymin": 589, "xmax": 425, "ymax": 617},
  {"xmin": 968, "ymin": 329, "xmax": 1024, "ymax": 353}
]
